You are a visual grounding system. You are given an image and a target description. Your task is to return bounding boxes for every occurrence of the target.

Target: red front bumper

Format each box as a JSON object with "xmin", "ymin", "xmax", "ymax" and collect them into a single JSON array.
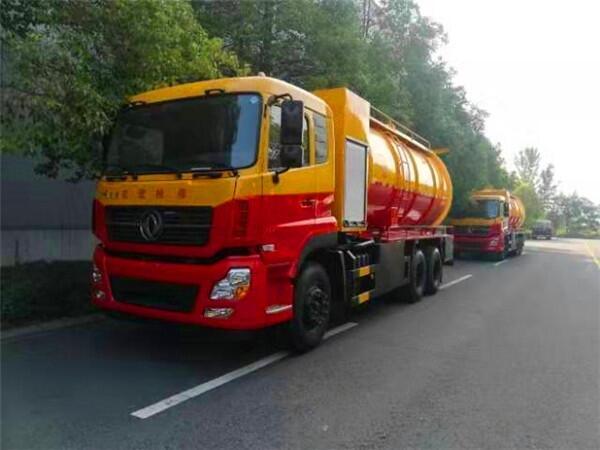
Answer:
[
  {"xmin": 454, "ymin": 235, "xmax": 504, "ymax": 254},
  {"xmin": 91, "ymin": 246, "xmax": 293, "ymax": 330}
]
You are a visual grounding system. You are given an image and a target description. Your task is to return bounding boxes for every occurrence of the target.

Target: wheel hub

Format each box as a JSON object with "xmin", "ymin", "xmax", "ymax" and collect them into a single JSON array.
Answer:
[{"xmin": 304, "ymin": 286, "xmax": 329, "ymax": 329}]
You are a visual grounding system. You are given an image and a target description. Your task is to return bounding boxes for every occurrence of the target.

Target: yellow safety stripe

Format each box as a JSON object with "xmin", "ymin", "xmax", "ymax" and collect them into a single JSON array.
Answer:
[
  {"xmin": 357, "ymin": 291, "xmax": 371, "ymax": 304},
  {"xmin": 357, "ymin": 265, "xmax": 372, "ymax": 277}
]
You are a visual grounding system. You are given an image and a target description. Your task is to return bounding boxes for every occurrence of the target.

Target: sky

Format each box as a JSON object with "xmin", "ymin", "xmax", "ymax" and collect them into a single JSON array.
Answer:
[{"xmin": 416, "ymin": 0, "xmax": 600, "ymax": 203}]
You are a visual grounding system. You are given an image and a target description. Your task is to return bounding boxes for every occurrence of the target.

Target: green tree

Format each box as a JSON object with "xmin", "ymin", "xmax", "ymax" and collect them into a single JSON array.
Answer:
[
  {"xmin": 514, "ymin": 182, "xmax": 543, "ymax": 228},
  {"xmin": 1, "ymin": 0, "xmax": 241, "ymax": 178},
  {"xmin": 550, "ymin": 193, "xmax": 600, "ymax": 233},
  {"xmin": 538, "ymin": 163, "xmax": 557, "ymax": 213},
  {"xmin": 514, "ymin": 147, "xmax": 541, "ymax": 188}
]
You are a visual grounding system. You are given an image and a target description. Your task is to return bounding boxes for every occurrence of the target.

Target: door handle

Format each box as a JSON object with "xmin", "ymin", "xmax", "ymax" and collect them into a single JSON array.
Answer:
[{"xmin": 300, "ymin": 198, "xmax": 316, "ymax": 208}]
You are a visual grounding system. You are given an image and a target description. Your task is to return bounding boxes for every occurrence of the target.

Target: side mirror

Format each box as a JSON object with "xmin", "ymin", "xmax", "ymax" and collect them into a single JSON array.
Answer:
[
  {"xmin": 280, "ymin": 100, "xmax": 304, "ymax": 146},
  {"xmin": 503, "ymin": 202, "xmax": 510, "ymax": 217},
  {"xmin": 280, "ymin": 145, "xmax": 303, "ymax": 168}
]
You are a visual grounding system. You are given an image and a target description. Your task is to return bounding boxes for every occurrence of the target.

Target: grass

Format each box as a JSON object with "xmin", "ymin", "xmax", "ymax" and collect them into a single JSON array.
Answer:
[{"xmin": 1, "ymin": 261, "xmax": 94, "ymax": 329}]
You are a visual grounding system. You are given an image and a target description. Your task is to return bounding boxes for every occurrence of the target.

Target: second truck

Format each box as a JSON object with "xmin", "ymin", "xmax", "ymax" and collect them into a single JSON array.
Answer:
[
  {"xmin": 91, "ymin": 76, "xmax": 454, "ymax": 351},
  {"xmin": 450, "ymin": 189, "xmax": 525, "ymax": 260}
]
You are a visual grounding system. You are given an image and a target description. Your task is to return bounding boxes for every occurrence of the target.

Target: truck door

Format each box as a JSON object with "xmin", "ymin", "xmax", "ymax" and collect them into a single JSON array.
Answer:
[{"xmin": 261, "ymin": 105, "xmax": 317, "ymax": 257}]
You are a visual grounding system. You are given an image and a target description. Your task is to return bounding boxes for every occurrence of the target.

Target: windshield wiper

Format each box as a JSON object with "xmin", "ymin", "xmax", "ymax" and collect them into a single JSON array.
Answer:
[
  {"xmin": 126, "ymin": 163, "xmax": 183, "ymax": 179},
  {"xmin": 189, "ymin": 162, "xmax": 239, "ymax": 177}
]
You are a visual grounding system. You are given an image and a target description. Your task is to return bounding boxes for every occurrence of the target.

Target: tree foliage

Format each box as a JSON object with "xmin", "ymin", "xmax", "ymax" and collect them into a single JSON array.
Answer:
[
  {"xmin": 1, "ymin": 0, "xmax": 242, "ymax": 178},
  {"xmin": 513, "ymin": 147, "xmax": 598, "ymax": 233},
  {"xmin": 194, "ymin": 0, "xmax": 510, "ymax": 211},
  {"xmin": 514, "ymin": 147, "xmax": 542, "ymax": 189},
  {"xmin": 1, "ymin": 0, "xmax": 528, "ymax": 212},
  {"xmin": 514, "ymin": 182, "xmax": 543, "ymax": 228},
  {"xmin": 538, "ymin": 164, "xmax": 558, "ymax": 212},
  {"xmin": 549, "ymin": 192, "xmax": 600, "ymax": 234}
]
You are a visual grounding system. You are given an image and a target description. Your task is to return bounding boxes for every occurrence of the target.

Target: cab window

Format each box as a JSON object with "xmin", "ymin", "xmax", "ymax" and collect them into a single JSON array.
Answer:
[
  {"xmin": 314, "ymin": 113, "xmax": 328, "ymax": 164},
  {"xmin": 268, "ymin": 105, "xmax": 309, "ymax": 169}
]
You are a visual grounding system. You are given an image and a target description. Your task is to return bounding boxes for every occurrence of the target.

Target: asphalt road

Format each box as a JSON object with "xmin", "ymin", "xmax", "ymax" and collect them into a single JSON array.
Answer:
[{"xmin": 2, "ymin": 238, "xmax": 599, "ymax": 449}]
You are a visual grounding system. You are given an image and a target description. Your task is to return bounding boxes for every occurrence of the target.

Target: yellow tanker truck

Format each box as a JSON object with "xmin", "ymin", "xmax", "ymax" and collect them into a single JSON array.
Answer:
[
  {"xmin": 91, "ymin": 76, "xmax": 454, "ymax": 351},
  {"xmin": 449, "ymin": 189, "xmax": 525, "ymax": 261}
]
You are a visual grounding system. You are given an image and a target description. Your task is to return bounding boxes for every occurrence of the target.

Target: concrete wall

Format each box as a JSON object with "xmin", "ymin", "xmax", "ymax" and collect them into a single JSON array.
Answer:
[
  {"xmin": 1, "ymin": 230, "xmax": 95, "ymax": 266},
  {"xmin": 1, "ymin": 154, "xmax": 96, "ymax": 266}
]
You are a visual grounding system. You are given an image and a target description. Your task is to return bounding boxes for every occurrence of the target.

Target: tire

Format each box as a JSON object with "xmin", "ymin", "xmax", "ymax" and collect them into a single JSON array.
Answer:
[
  {"xmin": 289, "ymin": 262, "xmax": 331, "ymax": 352},
  {"xmin": 405, "ymin": 249, "xmax": 426, "ymax": 303},
  {"xmin": 424, "ymin": 247, "xmax": 443, "ymax": 295}
]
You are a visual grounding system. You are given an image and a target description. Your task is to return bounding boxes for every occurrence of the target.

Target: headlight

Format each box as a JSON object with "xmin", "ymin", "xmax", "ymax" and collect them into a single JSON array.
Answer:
[{"xmin": 210, "ymin": 268, "xmax": 251, "ymax": 300}]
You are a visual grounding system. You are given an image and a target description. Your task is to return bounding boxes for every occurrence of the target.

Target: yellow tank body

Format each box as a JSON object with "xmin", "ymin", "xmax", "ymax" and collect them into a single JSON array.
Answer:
[{"xmin": 314, "ymin": 87, "xmax": 453, "ymax": 230}]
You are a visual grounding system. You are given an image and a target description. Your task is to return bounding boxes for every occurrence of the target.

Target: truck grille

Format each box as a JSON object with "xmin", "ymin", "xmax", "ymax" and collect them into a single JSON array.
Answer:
[
  {"xmin": 106, "ymin": 206, "xmax": 212, "ymax": 245},
  {"xmin": 454, "ymin": 226, "xmax": 489, "ymax": 236},
  {"xmin": 110, "ymin": 276, "xmax": 198, "ymax": 313}
]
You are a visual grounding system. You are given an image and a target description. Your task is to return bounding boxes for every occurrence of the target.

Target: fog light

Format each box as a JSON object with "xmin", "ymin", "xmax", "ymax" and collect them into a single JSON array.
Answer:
[
  {"xmin": 490, "ymin": 238, "xmax": 499, "ymax": 246},
  {"xmin": 204, "ymin": 307, "xmax": 234, "ymax": 319},
  {"xmin": 94, "ymin": 289, "xmax": 106, "ymax": 301},
  {"xmin": 92, "ymin": 264, "xmax": 102, "ymax": 284},
  {"xmin": 210, "ymin": 268, "xmax": 251, "ymax": 300}
]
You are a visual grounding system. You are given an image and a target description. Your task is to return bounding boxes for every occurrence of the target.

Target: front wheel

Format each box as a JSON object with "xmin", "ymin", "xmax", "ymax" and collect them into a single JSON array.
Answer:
[{"xmin": 289, "ymin": 263, "xmax": 331, "ymax": 352}]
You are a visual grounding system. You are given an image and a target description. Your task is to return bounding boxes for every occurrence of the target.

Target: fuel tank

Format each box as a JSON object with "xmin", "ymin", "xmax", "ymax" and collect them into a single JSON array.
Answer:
[{"xmin": 367, "ymin": 120, "xmax": 452, "ymax": 228}]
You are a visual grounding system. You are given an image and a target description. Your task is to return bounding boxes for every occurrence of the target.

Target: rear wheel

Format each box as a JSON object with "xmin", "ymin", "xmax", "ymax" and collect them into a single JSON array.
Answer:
[
  {"xmin": 405, "ymin": 249, "xmax": 426, "ymax": 303},
  {"xmin": 515, "ymin": 239, "xmax": 524, "ymax": 256},
  {"xmin": 289, "ymin": 263, "xmax": 331, "ymax": 352},
  {"xmin": 424, "ymin": 247, "xmax": 443, "ymax": 295}
]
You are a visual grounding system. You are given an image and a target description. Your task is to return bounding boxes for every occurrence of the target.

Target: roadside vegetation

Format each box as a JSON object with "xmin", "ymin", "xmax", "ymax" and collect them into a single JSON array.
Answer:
[
  {"xmin": 1, "ymin": 261, "xmax": 93, "ymax": 329},
  {"xmin": 512, "ymin": 147, "xmax": 599, "ymax": 235}
]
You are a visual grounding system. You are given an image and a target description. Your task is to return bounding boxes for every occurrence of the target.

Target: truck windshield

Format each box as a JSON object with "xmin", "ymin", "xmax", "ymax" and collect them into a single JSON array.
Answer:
[
  {"xmin": 105, "ymin": 93, "xmax": 262, "ymax": 174},
  {"xmin": 460, "ymin": 199, "xmax": 501, "ymax": 219}
]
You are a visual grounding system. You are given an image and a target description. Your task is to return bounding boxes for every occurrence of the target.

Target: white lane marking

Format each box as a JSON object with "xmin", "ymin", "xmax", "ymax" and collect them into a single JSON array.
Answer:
[
  {"xmin": 324, "ymin": 321, "xmax": 358, "ymax": 339},
  {"xmin": 494, "ymin": 260, "xmax": 508, "ymax": 267},
  {"xmin": 439, "ymin": 274, "xmax": 473, "ymax": 290},
  {"xmin": 131, "ymin": 322, "xmax": 358, "ymax": 419}
]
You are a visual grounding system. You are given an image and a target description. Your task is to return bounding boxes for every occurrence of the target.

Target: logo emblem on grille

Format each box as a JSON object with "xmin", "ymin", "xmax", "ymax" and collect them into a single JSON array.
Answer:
[{"xmin": 138, "ymin": 210, "xmax": 163, "ymax": 241}]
